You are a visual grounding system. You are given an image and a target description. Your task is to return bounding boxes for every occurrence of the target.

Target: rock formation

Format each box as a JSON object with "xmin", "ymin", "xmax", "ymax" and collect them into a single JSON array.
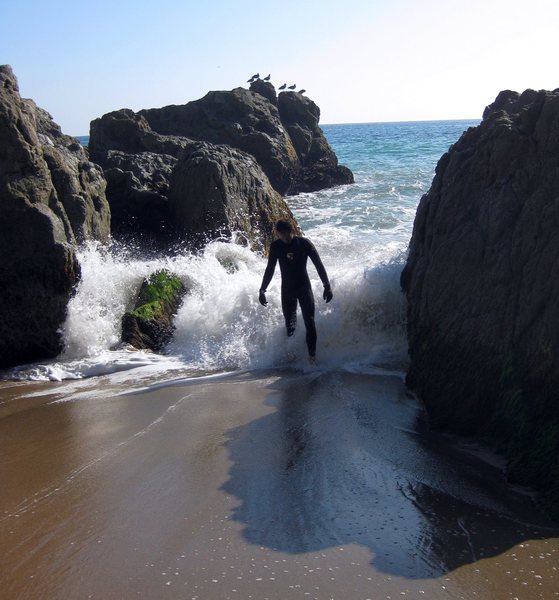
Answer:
[
  {"xmin": 0, "ymin": 65, "xmax": 111, "ymax": 369},
  {"xmin": 89, "ymin": 109, "xmax": 198, "ymax": 246},
  {"xmin": 137, "ymin": 88, "xmax": 300, "ymax": 195},
  {"xmin": 89, "ymin": 108, "xmax": 193, "ymax": 160},
  {"xmin": 101, "ymin": 150, "xmax": 178, "ymax": 245},
  {"xmin": 249, "ymin": 79, "xmax": 278, "ymax": 105},
  {"xmin": 401, "ymin": 88, "xmax": 559, "ymax": 517},
  {"xmin": 168, "ymin": 142, "xmax": 298, "ymax": 253},
  {"xmin": 277, "ymin": 91, "xmax": 354, "ymax": 192},
  {"xmin": 122, "ymin": 270, "xmax": 186, "ymax": 352},
  {"xmin": 89, "ymin": 83, "xmax": 352, "ymax": 249}
]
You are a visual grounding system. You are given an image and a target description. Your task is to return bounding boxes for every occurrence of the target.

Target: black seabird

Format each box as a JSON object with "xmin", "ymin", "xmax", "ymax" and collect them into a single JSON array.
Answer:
[
  {"xmin": 263, "ymin": 74, "xmax": 271, "ymax": 81},
  {"xmin": 288, "ymin": 84, "xmax": 296, "ymax": 90},
  {"xmin": 298, "ymin": 89, "xmax": 306, "ymax": 94},
  {"xmin": 279, "ymin": 83, "xmax": 287, "ymax": 90}
]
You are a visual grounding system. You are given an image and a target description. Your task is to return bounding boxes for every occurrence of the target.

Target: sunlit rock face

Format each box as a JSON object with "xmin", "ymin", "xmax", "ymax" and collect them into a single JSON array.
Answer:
[
  {"xmin": 168, "ymin": 142, "xmax": 298, "ymax": 254},
  {"xmin": 401, "ymin": 87, "xmax": 559, "ymax": 517},
  {"xmin": 0, "ymin": 65, "xmax": 110, "ymax": 368},
  {"xmin": 139, "ymin": 87, "xmax": 301, "ymax": 196},
  {"xmin": 137, "ymin": 85, "xmax": 353, "ymax": 196}
]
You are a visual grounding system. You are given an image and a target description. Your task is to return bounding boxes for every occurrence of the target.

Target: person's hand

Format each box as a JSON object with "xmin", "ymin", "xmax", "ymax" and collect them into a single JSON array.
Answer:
[
  {"xmin": 259, "ymin": 289, "xmax": 268, "ymax": 306},
  {"xmin": 323, "ymin": 284, "xmax": 333, "ymax": 303}
]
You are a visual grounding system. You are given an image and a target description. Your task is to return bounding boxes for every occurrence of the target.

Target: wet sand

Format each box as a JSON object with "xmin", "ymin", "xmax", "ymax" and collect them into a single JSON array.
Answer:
[{"xmin": 1, "ymin": 369, "xmax": 558, "ymax": 600}]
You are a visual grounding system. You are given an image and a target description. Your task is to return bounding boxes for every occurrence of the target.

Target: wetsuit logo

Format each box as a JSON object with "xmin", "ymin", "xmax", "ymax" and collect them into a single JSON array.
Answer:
[{"xmin": 286, "ymin": 252, "xmax": 294, "ymax": 261}]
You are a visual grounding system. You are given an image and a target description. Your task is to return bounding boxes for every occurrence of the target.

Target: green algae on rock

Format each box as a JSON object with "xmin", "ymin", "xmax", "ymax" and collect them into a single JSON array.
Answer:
[{"xmin": 122, "ymin": 270, "xmax": 186, "ymax": 352}]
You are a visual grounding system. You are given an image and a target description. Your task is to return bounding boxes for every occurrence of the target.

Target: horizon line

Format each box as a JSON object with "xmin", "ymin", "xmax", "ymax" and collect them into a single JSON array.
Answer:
[
  {"xmin": 72, "ymin": 117, "xmax": 481, "ymax": 137},
  {"xmin": 321, "ymin": 117, "xmax": 481, "ymax": 126}
]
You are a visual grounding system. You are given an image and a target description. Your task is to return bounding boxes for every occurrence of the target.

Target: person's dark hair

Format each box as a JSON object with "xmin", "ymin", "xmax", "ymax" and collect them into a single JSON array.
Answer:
[{"xmin": 275, "ymin": 220, "xmax": 293, "ymax": 233}]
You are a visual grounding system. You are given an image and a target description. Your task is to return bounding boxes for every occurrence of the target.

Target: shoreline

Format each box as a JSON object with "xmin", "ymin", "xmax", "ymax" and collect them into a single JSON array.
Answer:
[{"xmin": 1, "ymin": 368, "xmax": 557, "ymax": 598}]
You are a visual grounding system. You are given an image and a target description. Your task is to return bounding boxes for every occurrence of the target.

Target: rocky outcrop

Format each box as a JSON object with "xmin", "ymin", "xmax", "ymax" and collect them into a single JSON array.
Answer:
[
  {"xmin": 32, "ymin": 104, "xmax": 110, "ymax": 243},
  {"xmin": 168, "ymin": 143, "xmax": 299, "ymax": 253},
  {"xmin": 89, "ymin": 84, "xmax": 349, "ymax": 250},
  {"xmin": 138, "ymin": 87, "xmax": 300, "ymax": 195},
  {"xmin": 401, "ymin": 88, "xmax": 559, "ymax": 517},
  {"xmin": 89, "ymin": 109, "xmax": 193, "ymax": 162},
  {"xmin": 122, "ymin": 270, "xmax": 186, "ymax": 352},
  {"xmin": 278, "ymin": 91, "xmax": 354, "ymax": 192},
  {"xmin": 101, "ymin": 151, "xmax": 178, "ymax": 245},
  {"xmin": 89, "ymin": 87, "xmax": 353, "ymax": 232},
  {"xmin": 249, "ymin": 79, "xmax": 278, "ymax": 105},
  {"xmin": 0, "ymin": 65, "xmax": 111, "ymax": 369},
  {"xmin": 89, "ymin": 110, "xmax": 198, "ymax": 246}
]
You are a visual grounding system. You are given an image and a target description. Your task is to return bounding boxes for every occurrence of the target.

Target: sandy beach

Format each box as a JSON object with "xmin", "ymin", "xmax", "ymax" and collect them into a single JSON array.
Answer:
[{"xmin": 1, "ymin": 368, "xmax": 558, "ymax": 600}]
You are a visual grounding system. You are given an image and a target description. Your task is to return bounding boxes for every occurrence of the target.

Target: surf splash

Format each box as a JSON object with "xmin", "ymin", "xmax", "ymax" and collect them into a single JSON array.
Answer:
[
  {"xmin": 9, "ymin": 120, "xmax": 479, "ymax": 382},
  {"xmin": 9, "ymin": 233, "xmax": 407, "ymax": 381}
]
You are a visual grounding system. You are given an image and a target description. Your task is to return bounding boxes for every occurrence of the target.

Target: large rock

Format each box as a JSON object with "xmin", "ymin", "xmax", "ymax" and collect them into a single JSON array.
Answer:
[
  {"xmin": 401, "ymin": 88, "xmax": 559, "ymax": 517},
  {"xmin": 32, "ymin": 105, "xmax": 110, "ymax": 243},
  {"xmin": 89, "ymin": 109, "xmax": 193, "ymax": 163},
  {"xmin": 277, "ymin": 91, "xmax": 354, "ymax": 192},
  {"xmin": 0, "ymin": 65, "xmax": 111, "ymax": 369},
  {"xmin": 88, "ymin": 84, "xmax": 352, "ymax": 251},
  {"xmin": 139, "ymin": 88, "xmax": 300, "ymax": 195},
  {"xmin": 89, "ymin": 110, "xmax": 195, "ymax": 247},
  {"xmin": 168, "ymin": 143, "xmax": 299, "ymax": 253}
]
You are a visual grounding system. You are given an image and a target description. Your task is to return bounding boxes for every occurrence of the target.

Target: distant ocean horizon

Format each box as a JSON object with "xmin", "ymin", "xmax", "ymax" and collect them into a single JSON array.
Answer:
[
  {"xmin": 73, "ymin": 118, "xmax": 479, "ymax": 146},
  {"xmin": 325, "ymin": 117, "xmax": 479, "ymax": 127}
]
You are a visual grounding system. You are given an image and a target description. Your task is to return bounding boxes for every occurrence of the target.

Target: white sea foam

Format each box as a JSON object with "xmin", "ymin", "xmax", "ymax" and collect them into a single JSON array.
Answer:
[{"xmin": 8, "ymin": 236, "xmax": 408, "ymax": 381}]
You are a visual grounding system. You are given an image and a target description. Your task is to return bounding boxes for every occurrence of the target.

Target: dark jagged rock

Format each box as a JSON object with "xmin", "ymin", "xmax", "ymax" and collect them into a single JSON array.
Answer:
[
  {"xmin": 168, "ymin": 143, "xmax": 299, "ymax": 253},
  {"xmin": 139, "ymin": 88, "xmax": 299, "ymax": 195},
  {"xmin": 102, "ymin": 151, "xmax": 177, "ymax": 245},
  {"xmin": 89, "ymin": 109, "xmax": 193, "ymax": 164},
  {"xmin": 401, "ymin": 88, "xmax": 559, "ymax": 518},
  {"xmin": 0, "ymin": 65, "xmax": 110, "ymax": 369},
  {"xmin": 122, "ymin": 270, "xmax": 186, "ymax": 352},
  {"xmin": 29, "ymin": 103, "xmax": 110, "ymax": 242},
  {"xmin": 89, "ymin": 110, "xmax": 196, "ymax": 247},
  {"xmin": 88, "ymin": 84, "xmax": 352, "ymax": 250},
  {"xmin": 249, "ymin": 79, "xmax": 278, "ymax": 105},
  {"xmin": 277, "ymin": 91, "xmax": 354, "ymax": 192}
]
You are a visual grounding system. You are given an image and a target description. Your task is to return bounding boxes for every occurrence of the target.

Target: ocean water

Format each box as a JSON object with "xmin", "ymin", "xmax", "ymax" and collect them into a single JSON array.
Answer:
[{"xmin": 12, "ymin": 120, "xmax": 479, "ymax": 381}]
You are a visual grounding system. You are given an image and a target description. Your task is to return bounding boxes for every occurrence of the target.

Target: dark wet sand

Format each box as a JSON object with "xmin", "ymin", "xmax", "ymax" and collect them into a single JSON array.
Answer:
[{"xmin": 1, "ymin": 370, "xmax": 558, "ymax": 600}]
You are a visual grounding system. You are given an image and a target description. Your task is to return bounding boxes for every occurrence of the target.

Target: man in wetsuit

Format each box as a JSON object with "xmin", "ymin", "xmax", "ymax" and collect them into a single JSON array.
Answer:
[{"xmin": 259, "ymin": 220, "xmax": 333, "ymax": 362}]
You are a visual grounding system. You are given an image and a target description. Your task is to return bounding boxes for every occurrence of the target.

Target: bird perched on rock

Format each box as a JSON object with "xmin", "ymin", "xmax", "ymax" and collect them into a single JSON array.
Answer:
[
  {"xmin": 288, "ymin": 84, "xmax": 296, "ymax": 90},
  {"xmin": 247, "ymin": 73, "xmax": 259, "ymax": 83},
  {"xmin": 279, "ymin": 83, "xmax": 287, "ymax": 90},
  {"xmin": 298, "ymin": 89, "xmax": 306, "ymax": 94},
  {"xmin": 263, "ymin": 74, "xmax": 271, "ymax": 81}
]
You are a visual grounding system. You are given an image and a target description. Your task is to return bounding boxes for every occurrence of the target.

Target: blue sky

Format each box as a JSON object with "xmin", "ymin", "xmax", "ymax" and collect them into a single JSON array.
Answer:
[{"xmin": 2, "ymin": 0, "xmax": 558, "ymax": 135}]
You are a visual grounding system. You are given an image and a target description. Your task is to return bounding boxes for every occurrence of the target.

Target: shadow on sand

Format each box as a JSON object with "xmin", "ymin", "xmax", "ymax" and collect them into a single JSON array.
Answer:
[{"xmin": 220, "ymin": 369, "xmax": 558, "ymax": 579}]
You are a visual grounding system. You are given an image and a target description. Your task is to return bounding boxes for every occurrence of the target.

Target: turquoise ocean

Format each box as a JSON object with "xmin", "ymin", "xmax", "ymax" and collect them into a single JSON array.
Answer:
[{"xmin": 12, "ymin": 120, "xmax": 479, "ymax": 381}]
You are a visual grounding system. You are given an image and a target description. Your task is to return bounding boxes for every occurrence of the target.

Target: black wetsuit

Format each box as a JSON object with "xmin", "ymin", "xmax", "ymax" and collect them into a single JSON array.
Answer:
[{"xmin": 260, "ymin": 236, "xmax": 330, "ymax": 357}]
